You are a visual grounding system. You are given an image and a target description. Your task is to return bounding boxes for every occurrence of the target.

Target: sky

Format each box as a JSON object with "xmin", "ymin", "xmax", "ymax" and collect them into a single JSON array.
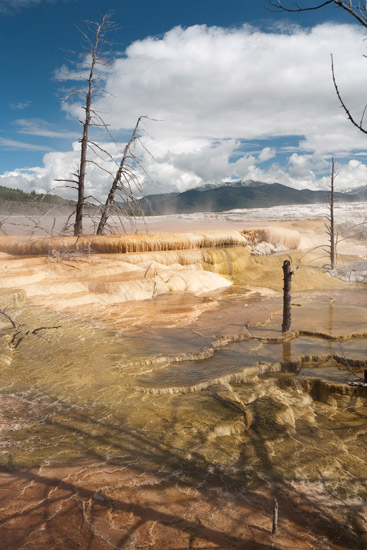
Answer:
[{"xmin": 1, "ymin": 0, "xmax": 367, "ymax": 200}]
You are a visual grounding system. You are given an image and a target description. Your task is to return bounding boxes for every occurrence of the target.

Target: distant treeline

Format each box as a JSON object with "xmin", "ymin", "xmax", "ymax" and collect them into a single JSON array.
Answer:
[{"xmin": 0, "ymin": 185, "xmax": 73, "ymax": 204}]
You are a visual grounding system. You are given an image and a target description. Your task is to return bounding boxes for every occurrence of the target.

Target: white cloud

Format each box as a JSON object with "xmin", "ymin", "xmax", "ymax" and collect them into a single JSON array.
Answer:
[
  {"xmin": 92, "ymin": 22, "xmax": 367, "ymax": 147},
  {"xmin": 258, "ymin": 147, "xmax": 276, "ymax": 162},
  {"xmin": 5, "ymin": 22, "xmax": 367, "ymax": 197},
  {"xmin": 318, "ymin": 158, "xmax": 367, "ymax": 191},
  {"xmin": 9, "ymin": 101, "xmax": 31, "ymax": 110},
  {"xmin": 0, "ymin": 146, "xmax": 79, "ymax": 196},
  {"xmin": 0, "ymin": 137, "xmax": 53, "ymax": 152},
  {"xmin": 0, "ymin": 140, "xmax": 143, "ymax": 200},
  {"xmin": 15, "ymin": 118, "xmax": 79, "ymax": 139}
]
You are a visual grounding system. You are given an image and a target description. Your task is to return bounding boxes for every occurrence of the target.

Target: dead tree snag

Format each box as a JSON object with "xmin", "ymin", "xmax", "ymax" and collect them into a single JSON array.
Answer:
[
  {"xmin": 325, "ymin": 158, "xmax": 337, "ymax": 269},
  {"xmin": 96, "ymin": 116, "xmax": 146, "ymax": 235},
  {"xmin": 55, "ymin": 12, "xmax": 116, "ymax": 236},
  {"xmin": 282, "ymin": 260, "xmax": 293, "ymax": 333}
]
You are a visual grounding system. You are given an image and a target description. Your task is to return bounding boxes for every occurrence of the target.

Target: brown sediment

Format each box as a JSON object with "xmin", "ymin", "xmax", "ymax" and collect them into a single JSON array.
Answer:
[
  {"xmin": 0, "ymin": 360, "xmax": 366, "ymax": 550},
  {"xmin": 0, "ymin": 456, "xmax": 364, "ymax": 550}
]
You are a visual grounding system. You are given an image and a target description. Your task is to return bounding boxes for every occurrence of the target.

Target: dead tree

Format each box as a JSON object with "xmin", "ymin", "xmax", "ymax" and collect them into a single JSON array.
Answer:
[
  {"xmin": 96, "ymin": 116, "xmax": 146, "ymax": 235},
  {"xmin": 55, "ymin": 12, "xmax": 116, "ymax": 236},
  {"xmin": 325, "ymin": 158, "xmax": 337, "ymax": 269},
  {"xmin": 55, "ymin": 15, "xmax": 151, "ymax": 237},
  {"xmin": 282, "ymin": 260, "xmax": 296, "ymax": 333}
]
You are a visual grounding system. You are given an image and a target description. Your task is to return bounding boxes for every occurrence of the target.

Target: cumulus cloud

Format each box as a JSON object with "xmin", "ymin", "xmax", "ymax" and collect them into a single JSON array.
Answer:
[
  {"xmin": 5, "ymin": 22, "xmax": 367, "ymax": 196},
  {"xmin": 318, "ymin": 158, "xmax": 367, "ymax": 191},
  {"xmin": 0, "ymin": 140, "xmax": 145, "ymax": 199},
  {"xmin": 91, "ymin": 23, "xmax": 367, "ymax": 146},
  {"xmin": 0, "ymin": 146, "xmax": 79, "ymax": 196}
]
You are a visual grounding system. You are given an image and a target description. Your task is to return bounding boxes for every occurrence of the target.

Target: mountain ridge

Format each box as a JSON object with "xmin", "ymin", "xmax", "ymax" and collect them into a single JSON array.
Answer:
[
  {"xmin": 1, "ymin": 181, "xmax": 366, "ymax": 217},
  {"xmin": 139, "ymin": 180, "xmax": 367, "ymax": 215}
]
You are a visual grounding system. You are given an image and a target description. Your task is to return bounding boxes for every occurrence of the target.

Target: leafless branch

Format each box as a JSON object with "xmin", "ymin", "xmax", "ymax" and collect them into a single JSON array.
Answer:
[
  {"xmin": 86, "ymin": 158, "xmax": 115, "ymax": 177},
  {"xmin": 88, "ymin": 140, "xmax": 115, "ymax": 162},
  {"xmin": 54, "ymin": 178, "xmax": 79, "ymax": 185},
  {"xmin": 10, "ymin": 325, "xmax": 61, "ymax": 349},
  {"xmin": 266, "ymin": 0, "xmax": 334, "ymax": 12},
  {"xmin": 266, "ymin": 1, "xmax": 367, "ymax": 29},
  {"xmin": 0, "ymin": 310, "xmax": 20, "ymax": 329},
  {"xmin": 1, "ymin": 309, "xmax": 61, "ymax": 349},
  {"xmin": 331, "ymin": 54, "xmax": 367, "ymax": 135}
]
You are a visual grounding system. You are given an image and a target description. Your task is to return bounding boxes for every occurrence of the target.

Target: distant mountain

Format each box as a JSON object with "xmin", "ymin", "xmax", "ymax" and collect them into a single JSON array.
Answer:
[
  {"xmin": 348, "ymin": 185, "xmax": 367, "ymax": 199},
  {"xmin": 140, "ymin": 181, "xmax": 367, "ymax": 215},
  {"xmin": 1, "ymin": 180, "xmax": 366, "ymax": 218},
  {"xmin": 194, "ymin": 179, "xmax": 266, "ymax": 191}
]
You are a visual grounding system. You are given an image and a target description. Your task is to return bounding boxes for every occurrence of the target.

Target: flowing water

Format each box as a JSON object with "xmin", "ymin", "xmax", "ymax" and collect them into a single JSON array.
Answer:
[
  {"xmin": 0, "ymin": 278, "xmax": 366, "ymax": 488},
  {"xmin": 1, "ymin": 265, "xmax": 367, "ymax": 549}
]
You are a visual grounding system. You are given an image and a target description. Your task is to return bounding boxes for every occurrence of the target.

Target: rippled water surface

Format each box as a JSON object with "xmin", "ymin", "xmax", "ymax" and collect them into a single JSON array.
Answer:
[{"xmin": 0, "ymin": 283, "xmax": 366, "ymax": 505}]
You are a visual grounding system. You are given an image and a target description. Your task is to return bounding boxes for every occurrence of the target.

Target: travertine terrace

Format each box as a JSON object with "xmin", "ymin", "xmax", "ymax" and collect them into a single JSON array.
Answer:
[{"xmin": 0, "ymin": 220, "xmax": 366, "ymax": 550}]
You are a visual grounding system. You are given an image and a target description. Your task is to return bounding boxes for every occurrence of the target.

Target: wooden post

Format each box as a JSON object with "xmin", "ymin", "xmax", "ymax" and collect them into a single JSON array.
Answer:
[
  {"xmin": 282, "ymin": 260, "xmax": 292, "ymax": 333},
  {"xmin": 272, "ymin": 498, "xmax": 279, "ymax": 535}
]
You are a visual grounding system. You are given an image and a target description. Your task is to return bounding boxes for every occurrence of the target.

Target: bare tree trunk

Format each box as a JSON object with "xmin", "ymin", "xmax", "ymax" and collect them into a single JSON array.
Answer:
[
  {"xmin": 74, "ymin": 23, "xmax": 102, "ymax": 236},
  {"xmin": 56, "ymin": 14, "xmax": 149, "ymax": 237},
  {"xmin": 282, "ymin": 260, "xmax": 292, "ymax": 333},
  {"xmin": 329, "ymin": 158, "xmax": 335, "ymax": 269},
  {"xmin": 96, "ymin": 117, "xmax": 143, "ymax": 235},
  {"xmin": 325, "ymin": 158, "xmax": 337, "ymax": 269}
]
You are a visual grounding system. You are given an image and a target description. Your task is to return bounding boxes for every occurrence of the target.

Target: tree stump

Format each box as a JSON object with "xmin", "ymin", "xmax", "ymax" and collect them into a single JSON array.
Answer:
[{"xmin": 282, "ymin": 260, "xmax": 292, "ymax": 333}]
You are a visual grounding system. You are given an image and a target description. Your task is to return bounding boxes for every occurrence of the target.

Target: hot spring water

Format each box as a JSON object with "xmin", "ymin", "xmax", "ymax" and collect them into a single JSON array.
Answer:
[{"xmin": 1, "ymin": 280, "xmax": 366, "ymax": 502}]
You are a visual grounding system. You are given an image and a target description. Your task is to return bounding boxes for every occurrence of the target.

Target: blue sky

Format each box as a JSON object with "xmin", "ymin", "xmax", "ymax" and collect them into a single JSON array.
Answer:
[{"xmin": 1, "ymin": 0, "xmax": 367, "ymax": 198}]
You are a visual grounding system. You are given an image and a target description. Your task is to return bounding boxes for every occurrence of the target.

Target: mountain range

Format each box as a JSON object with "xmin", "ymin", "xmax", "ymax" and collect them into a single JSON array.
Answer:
[
  {"xmin": 1, "ymin": 180, "xmax": 366, "ymax": 216},
  {"xmin": 138, "ymin": 180, "xmax": 367, "ymax": 215}
]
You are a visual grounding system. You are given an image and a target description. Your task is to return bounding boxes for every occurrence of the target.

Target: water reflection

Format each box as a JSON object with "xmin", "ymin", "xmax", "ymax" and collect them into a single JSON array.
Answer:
[{"xmin": 282, "ymin": 340, "xmax": 291, "ymax": 362}]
